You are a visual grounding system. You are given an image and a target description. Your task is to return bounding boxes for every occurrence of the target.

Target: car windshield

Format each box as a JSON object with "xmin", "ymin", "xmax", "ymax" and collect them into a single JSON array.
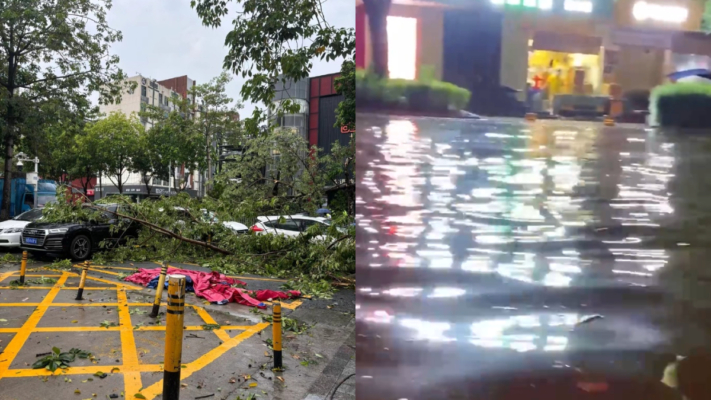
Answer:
[
  {"xmin": 37, "ymin": 194, "xmax": 56, "ymax": 208},
  {"xmin": 14, "ymin": 208, "xmax": 43, "ymax": 221}
]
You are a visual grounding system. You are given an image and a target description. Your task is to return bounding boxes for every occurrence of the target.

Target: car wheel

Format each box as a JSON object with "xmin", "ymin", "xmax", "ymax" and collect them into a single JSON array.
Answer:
[{"xmin": 69, "ymin": 235, "xmax": 91, "ymax": 261}]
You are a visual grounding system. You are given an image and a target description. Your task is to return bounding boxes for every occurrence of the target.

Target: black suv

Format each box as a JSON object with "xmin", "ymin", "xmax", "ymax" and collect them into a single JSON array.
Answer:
[{"xmin": 20, "ymin": 203, "xmax": 140, "ymax": 261}]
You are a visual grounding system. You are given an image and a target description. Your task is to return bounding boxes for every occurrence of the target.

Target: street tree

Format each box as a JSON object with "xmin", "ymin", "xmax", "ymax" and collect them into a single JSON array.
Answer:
[
  {"xmin": 140, "ymin": 96, "xmax": 206, "ymax": 194},
  {"xmin": 84, "ymin": 112, "xmax": 141, "ymax": 195},
  {"xmin": 190, "ymin": 0, "xmax": 354, "ymax": 136},
  {"xmin": 0, "ymin": 0, "xmax": 131, "ymax": 219},
  {"xmin": 190, "ymin": 72, "xmax": 242, "ymax": 195},
  {"xmin": 19, "ymin": 92, "xmax": 99, "ymax": 187},
  {"xmin": 132, "ymin": 127, "xmax": 164, "ymax": 196}
]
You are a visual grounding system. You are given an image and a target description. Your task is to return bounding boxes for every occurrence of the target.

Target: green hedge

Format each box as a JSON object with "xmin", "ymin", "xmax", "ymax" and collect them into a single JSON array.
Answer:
[
  {"xmin": 650, "ymin": 83, "xmax": 711, "ymax": 128},
  {"xmin": 356, "ymin": 68, "xmax": 471, "ymax": 113}
]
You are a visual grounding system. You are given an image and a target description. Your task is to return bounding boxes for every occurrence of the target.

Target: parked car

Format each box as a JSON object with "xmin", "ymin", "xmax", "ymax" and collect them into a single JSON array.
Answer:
[
  {"xmin": 251, "ymin": 215, "xmax": 334, "ymax": 239},
  {"xmin": 200, "ymin": 210, "xmax": 249, "ymax": 234},
  {"xmin": 20, "ymin": 203, "xmax": 140, "ymax": 261},
  {"xmin": 0, "ymin": 208, "xmax": 44, "ymax": 248}
]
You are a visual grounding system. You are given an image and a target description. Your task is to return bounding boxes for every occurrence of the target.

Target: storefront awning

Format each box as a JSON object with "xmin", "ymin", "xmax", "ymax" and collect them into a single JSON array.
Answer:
[{"xmin": 532, "ymin": 31, "xmax": 602, "ymax": 55}]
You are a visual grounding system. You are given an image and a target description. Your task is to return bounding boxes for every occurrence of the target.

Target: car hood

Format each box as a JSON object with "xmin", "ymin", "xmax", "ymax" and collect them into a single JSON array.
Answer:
[
  {"xmin": 25, "ymin": 222, "xmax": 82, "ymax": 230},
  {"xmin": 0, "ymin": 220, "xmax": 31, "ymax": 229}
]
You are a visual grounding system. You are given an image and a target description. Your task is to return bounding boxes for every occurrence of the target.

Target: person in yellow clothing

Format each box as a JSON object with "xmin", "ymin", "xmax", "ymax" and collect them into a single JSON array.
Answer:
[{"xmin": 545, "ymin": 69, "xmax": 563, "ymax": 100}]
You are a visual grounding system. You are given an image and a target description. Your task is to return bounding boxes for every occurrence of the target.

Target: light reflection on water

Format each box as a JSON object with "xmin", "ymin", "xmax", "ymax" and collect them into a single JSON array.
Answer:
[{"xmin": 356, "ymin": 116, "xmax": 685, "ymax": 352}]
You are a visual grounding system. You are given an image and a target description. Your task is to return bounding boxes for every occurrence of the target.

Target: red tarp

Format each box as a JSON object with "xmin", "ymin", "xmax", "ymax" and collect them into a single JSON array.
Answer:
[{"xmin": 124, "ymin": 267, "xmax": 300, "ymax": 309}]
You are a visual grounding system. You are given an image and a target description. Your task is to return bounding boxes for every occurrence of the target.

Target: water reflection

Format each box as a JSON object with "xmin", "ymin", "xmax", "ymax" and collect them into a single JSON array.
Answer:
[{"xmin": 357, "ymin": 118, "xmax": 676, "ymax": 288}]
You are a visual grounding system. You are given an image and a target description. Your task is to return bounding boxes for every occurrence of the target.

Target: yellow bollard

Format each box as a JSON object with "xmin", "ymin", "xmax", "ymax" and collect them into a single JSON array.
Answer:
[
  {"xmin": 273, "ymin": 302, "xmax": 283, "ymax": 369},
  {"xmin": 603, "ymin": 115, "xmax": 615, "ymax": 126},
  {"xmin": 148, "ymin": 262, "xmax": 169, "ymax": 318},
  {"xmin": 163, "ymin": 274, "xmax": 186, "ymax": 400},
  {"xmin": 75, "ymin": 261, "xmax": 89, "ymax": 300},
  {"xmin": 19, "ymin": 251, "xmax": 27, "ymax": 285},
  {"xmin": 525, "ymin": 112, "xmax": 537, "ymax": 122}
]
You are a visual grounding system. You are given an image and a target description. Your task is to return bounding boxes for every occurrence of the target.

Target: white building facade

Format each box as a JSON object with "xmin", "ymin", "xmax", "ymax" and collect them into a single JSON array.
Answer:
[{"xmin": 96, "ymin": 75, "xmax": 202, "ymax": 200}]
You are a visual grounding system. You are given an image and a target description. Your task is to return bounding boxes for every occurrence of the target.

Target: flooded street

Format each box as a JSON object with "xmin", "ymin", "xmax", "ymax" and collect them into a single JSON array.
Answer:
[{"xmin": 355, "ymin": 114, "xmax": 711, "ymax": 399}]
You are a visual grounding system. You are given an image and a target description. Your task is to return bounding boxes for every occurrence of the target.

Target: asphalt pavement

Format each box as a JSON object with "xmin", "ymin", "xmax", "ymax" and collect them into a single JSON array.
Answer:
[
  {"xmin": 0, "ymin": 259, "xmax": 355, "ymax": 400},
  {"xmin": 355, "ymin": 113, "xmax": 711, "ymax": 400}
]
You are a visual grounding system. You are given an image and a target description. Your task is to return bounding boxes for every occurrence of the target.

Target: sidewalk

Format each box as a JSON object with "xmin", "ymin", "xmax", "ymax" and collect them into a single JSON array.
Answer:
[{"xmin": 0, "ymin": 259, "xmax": 355, "ymax": 400}]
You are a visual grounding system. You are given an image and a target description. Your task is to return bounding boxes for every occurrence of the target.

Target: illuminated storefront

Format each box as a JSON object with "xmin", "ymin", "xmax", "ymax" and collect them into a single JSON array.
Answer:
[{"xmin": 357, "ymin": 0, "xmax": 711, "ymax": 114}]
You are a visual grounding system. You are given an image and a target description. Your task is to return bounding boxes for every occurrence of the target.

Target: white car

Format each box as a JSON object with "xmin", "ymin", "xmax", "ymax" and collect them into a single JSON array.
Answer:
[
  {"xmin": 251, "ymin": 215, "xmax": 333, "ymax": 239},
  {"xmin": 0, "ymin": 209, "xmax": 43, "ymax": 248},
  {"xmin": 199, "ymin": 210, "xmax": 249, "ymax": 234}
]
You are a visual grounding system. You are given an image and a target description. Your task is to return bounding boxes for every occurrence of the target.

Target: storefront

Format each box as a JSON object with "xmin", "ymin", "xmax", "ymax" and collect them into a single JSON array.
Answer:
[{"xmin": 358, "ymin": 0, "xmax": 449, "ymax": 81}]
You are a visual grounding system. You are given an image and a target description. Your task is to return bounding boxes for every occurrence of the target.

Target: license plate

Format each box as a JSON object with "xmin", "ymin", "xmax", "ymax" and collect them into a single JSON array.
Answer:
[{"xmin": 26, "ymin": 237, "xmax": 37, "ymax": 244}]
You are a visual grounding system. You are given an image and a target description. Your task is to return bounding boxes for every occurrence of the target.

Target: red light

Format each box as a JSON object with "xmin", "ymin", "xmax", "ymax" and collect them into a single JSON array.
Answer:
[{"xmin": 251, "ymin": 225, "xmax": 264, "ymax": 232}]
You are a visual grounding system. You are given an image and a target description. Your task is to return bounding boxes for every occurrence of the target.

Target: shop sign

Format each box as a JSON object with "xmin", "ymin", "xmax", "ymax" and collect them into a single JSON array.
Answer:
[
  {"xmin": 340, "ymin": 125, "xmax": 355, "ymax": 134},
  {"xmin": 612, "ymin": 28, "xmax": 672, "ymax": 49}
]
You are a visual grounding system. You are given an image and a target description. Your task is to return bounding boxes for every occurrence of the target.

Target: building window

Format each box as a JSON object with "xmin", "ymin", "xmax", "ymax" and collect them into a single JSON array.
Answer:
[
  {"xmin": 141, "ymin": 86, "xmax": 147, "ymax": 97},
  {"xmin": 159, "ymin": 93, "xmax": 163, "ymax": 104},
  {"xmin": 387, "ymin": 16, "xmax": 417, "ymax": 80}
]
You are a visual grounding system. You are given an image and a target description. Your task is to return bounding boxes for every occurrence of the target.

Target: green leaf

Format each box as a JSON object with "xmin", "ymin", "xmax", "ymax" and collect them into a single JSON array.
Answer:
[
  {"xmin": 52, "ymin": 347, "xmax": 60, "ymax": 355},
  {"xmin": 134, "ymin": 394, "xmax": 146, "ymax": 399}
]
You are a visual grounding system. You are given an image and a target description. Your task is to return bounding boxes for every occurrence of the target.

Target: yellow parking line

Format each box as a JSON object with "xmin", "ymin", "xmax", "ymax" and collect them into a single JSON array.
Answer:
[
  {"xmin": 135, "ymin": 325, "xmax": 250, "ymax": 331},
  {"xmin": 193, "ymin": 306, "xmax": 231, "ymax": 342},
  {"xmin": 0, "ymin": 271, "xmax": 16, "ymax": 281},
  {"xmin": 0, "ymin": 325, "xmax": 251, "ymax": 334},
  {"xmin": 85, "ymin": 275, "xmax": 142, "ymax": 289},
  {"xmin": 138, "ymin": 322, "xmax": 270, "ymax": 399},
  {"xmin": 117, "ymin": 289, "xmax": 143, "ymax": 396},
  {"xmin": 86, "ymin": 267, "xmax": 122, "ymax": 276},
  {"xmin": 262, "ymin": 299, "xmax": 303, "ymax": 310},
  {"xmin": 0, "ymin": 273, "xmax": 69, "ymax": 380},
  {"xmin": 8, "ymin": 364, "xmax": 163, "ymax": 377}
]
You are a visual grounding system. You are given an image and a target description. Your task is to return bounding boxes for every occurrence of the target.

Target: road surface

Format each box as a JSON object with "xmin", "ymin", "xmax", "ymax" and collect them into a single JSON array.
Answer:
[{"xmin": 355, "ymin": 114, "xmax": 711, "ymax": 400}]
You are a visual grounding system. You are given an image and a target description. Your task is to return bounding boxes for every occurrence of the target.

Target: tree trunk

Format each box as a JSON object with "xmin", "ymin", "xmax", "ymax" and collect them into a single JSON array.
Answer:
[
  {"xmin": 143, "ymin": 175, "xmax": 152, "ymax": 196},
  {"xmin": 206, "ymin": 132, "xmax": 212, "ymax": 196},
  {"xmin": 363, "ymin": 0, "xmax": 392, "ymax": 78},
  {"xmin": 0, "ymin": 133, "xmax": 15, "ymax": 220}
]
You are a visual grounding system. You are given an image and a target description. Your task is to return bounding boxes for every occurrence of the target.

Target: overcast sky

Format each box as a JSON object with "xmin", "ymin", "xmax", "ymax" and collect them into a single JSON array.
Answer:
[{"xmin": 105, "ymin": 0, "xmax": 355, "ymax": 116}]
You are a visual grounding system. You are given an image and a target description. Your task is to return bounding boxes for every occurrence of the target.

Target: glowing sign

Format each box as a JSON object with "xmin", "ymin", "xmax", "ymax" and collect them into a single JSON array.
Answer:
[
  {"xmin": 632, "ymin": 1, "xmax": 688, "ymax": 23},
  {"xmin": 564, "ymin": 0, "xmax": 592, "ymax": 12},
  {"xmin": 341, "ymin": 126, "xmax": 355, "ymax": 134}
]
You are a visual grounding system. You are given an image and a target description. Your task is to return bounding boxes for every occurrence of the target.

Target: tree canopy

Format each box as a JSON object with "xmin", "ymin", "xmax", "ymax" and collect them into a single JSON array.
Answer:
[{"xmin": 0, "ymin": 0, "xmax": 130, "ymax": 218}]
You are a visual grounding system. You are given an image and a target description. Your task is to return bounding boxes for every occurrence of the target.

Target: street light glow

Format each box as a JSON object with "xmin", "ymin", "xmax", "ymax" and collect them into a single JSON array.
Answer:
[
  {"xmin": 564, "ymin": 0, "xmax": 593, "ymax": 12},
  {"xmin": 632, "ymin": 1, "xmax": 688, "ymax": 23}
]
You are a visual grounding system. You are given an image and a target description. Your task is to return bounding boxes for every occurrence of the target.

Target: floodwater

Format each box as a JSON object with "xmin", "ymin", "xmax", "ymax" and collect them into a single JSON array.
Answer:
[{"xmin": 355, "ymin": 114, "xmax": 711, "ymax": 399}]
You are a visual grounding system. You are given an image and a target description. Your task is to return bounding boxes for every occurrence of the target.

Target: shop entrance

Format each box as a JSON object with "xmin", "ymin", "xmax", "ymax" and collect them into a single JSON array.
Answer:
[{"xmin": 526, "ymin": 32, "xmax": 604, "ymax": 115}]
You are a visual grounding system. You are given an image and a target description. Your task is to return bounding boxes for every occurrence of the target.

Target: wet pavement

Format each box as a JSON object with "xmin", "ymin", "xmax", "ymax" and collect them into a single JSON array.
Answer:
[
  {"xmin": 0, "ymin": 261, "xmax": 355, "ymax": 400},
  {"xmin": 355, "ymin": 114, "xmax": 711, "ymax": 399}
]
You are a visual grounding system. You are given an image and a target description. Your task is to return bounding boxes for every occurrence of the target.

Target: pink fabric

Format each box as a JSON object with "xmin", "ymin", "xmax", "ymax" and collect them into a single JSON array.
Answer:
[{"xmin": 124, "ymin": 267, "xmax": 301, "ymax": 309}]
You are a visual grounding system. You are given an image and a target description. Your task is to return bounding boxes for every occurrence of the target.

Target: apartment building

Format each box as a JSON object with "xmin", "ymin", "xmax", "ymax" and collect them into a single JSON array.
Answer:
[{"xmin": 96, "ymin": 74, "xmax": 201, "ymax": 200}]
